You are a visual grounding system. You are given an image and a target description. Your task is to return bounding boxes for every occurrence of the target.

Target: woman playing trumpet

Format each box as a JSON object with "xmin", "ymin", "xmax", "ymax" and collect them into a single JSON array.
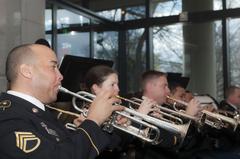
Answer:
[{"xmin": 72, "ymin": 65, "xmax": 155, "ymax": 159}]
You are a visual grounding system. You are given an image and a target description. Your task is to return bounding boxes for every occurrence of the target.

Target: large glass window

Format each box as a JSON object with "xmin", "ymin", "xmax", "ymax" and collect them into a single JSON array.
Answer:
[
  {"xmin": 45, "ymin": 0, "xmax": 240, "ymax": 99},
  {"xmin": 153, "ymin": 0, "xmax": 222, "ymax": 17},
  {"xmin": 227, "ymin": 0, "xmax": 240, "ymax": 9},
  {"xmin": 125, "ymin": 6, "xmax": 145, "ymax": 20},
  {"xmin": 57, "ymin": 32, "xmax": 90, "ymax": 61},
  {"xmin": 94, "ymin": 31, "xmax": 118, "ymax": 67},
  {"xmin": 45, "ymin": 3, "xmax": 52, "ymax": 47},
  {"xmin": 153, "ymin": 24, "xmax": 183, "ymax": 73},
  {"xmin": 153, "ymin": 21, "xmax": 223, "ymax": 99},
  {"xmin": 57, "ymin": 9, "xmax": 90, "ymax": 29},
  {"xmin": 97, "ymin": 6, "xmax": 145, "ymax": 21},
  {"xmin": 214, "ymin": 0, "xmax": 223, "ymax": 10},
  {"xmin": 97, "ymin": 9, "xmax": 121, "ymax": 21},
  {"xmin": 126, "ymin": 28, "xmax": 146, "ymax": 93},
  {"xmin": 152, "ymin": 0, "xmax": 182, "ymax": 17},
  {"xmin": 215, "ymin": 21, "xmax": 223, "ymax": 100},
  {"xmin": 228, "ymin": 18, "xmax": 240, "ymax": 86},
  {"xmin": 56, "ymin": 8, "xmax": 90, "ymax": 60}
]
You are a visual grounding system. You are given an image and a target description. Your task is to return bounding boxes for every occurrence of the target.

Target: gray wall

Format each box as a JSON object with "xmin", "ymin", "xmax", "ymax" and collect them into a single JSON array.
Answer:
[{"xmin": 0, "ymin": 0, "xmax": 45, "ymax": 91}]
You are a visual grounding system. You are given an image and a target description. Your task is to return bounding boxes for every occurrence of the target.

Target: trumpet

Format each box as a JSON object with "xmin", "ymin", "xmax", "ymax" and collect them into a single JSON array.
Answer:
[
  {"xmin": 200, "ymin": 110, "xmax": 239, "ymax": 131},
  {"xmin": 166, "ymin": 96, "xmax": 240, "ymax": 131},
  {"xmin": 106, "ymin": 96, "xmax": 191, "ymax": 145},
  {"xmin": 128, "ymin": 97, "xmax": 196, "ymax": 122},
  {"xmin": 58, "ymin": 86, "xmax": 160, "ymax": 144},
  {"xmin": 64, "ymin": 86, "xmax": 193, "ymax": 145}
]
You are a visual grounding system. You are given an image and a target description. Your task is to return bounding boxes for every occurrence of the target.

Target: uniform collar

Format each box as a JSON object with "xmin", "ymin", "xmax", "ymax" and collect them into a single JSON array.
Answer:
[
  {"xmin": 7, "ymin": 90, "xmax": 45, "ymax": 111},
  {"xmin": 226, "ymin": 100, "xmax": 238, "ymax": 111}
]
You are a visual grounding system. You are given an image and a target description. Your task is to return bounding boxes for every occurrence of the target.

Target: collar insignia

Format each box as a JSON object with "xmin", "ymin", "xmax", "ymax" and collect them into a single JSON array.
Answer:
[
  {"xmin": 0, "ymin": 100, "xmax": 11, "ymax": 111},
  {"xmin": 15, "ymin": 132, "xmax": 41, "ymax": 153},
  {"xmin": 32, "ymin": 108, "xmax": 39, "ymax": 113}
]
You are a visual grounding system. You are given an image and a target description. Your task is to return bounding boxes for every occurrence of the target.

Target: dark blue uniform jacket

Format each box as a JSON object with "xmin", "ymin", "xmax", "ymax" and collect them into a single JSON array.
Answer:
[{"xmin": 0, "ymin": 93, "xmax": 110, "ymax": 159}]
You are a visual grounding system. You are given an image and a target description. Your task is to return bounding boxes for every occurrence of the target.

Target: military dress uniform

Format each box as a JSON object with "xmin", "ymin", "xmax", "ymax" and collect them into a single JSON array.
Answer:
[
  {"xmin": 0, "ymin": 93, "xmax": 111, "ymax": 159},
  {"xmin": 219, "ymin": 100, "xmax": 238, "ymax": 114}
]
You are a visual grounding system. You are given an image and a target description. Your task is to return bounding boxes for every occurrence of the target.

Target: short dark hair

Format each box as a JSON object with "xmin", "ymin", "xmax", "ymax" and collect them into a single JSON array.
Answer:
[
  {"xmin": 169, "ymin": 82, "xmax": 184, "ymax": 94},
  {"xmin": 85, "ymin": 65, "xmax": 117, "ymax": 91},
  {"xmin": 6, "ymin": 44, "xmax": 34, "ymax": 83},
  {"xmin": 225, "ymin": 85, "xmax": 240, "ymax": 98},
  {"xmin": 141, "ymin": 70, "xmax": 166, "ymax": 89}
]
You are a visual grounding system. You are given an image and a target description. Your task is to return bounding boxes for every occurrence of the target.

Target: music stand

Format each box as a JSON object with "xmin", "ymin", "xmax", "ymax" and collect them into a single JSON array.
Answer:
[{"xmin": 57, "ymin": 55, "xmax": 113, "ymax": 102}]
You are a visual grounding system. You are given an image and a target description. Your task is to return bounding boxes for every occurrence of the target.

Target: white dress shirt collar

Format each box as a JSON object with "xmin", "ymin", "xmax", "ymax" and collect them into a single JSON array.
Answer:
[{"xmin": 7, "ymin": 90, "xmax": 45, "ymax": 111}]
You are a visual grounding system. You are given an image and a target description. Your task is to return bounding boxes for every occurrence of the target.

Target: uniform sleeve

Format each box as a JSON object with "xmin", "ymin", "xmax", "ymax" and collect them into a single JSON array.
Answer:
[{"xmin": 0, "ymin": 119, "xmax": 110, "ymax": 159}]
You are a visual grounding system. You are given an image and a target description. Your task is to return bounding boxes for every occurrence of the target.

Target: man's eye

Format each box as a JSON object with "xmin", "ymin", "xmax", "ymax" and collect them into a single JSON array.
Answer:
[{"xmin": 52, "ymin": 65, "xmax": 57, "ymax": 69}]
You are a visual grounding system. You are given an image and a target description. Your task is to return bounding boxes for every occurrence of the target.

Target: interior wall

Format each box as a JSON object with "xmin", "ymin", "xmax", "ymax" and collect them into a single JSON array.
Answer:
[{"xmin": 0, "ymin": 0, "xmax": 45, "ymax": 91}]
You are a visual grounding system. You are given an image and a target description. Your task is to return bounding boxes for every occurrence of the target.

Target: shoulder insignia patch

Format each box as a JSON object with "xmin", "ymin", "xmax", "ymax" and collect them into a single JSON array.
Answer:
[
  {"xmin": 0, "ymin": 100, "xmax": 11, "ymax": 111},
  {"xmin": 15, "ymin": 132, "xmax": 41, "ymax": 153}
]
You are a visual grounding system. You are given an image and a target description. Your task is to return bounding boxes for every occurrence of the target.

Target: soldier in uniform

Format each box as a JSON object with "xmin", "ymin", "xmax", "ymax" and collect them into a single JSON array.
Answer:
[
  {"xmin": 133, "ymin": 70, "xmax": 182, "ymax": 159},
  {"xmin": 219, "ymin": 85, "xmax": 240, "ymax": 114},
  {"xmin": 168, "ymin": 82, "xmax": 202, "ymax": 116},
  {"xmin": 0, "ymin": 44, "xmax": 123, "ymax": 159}
]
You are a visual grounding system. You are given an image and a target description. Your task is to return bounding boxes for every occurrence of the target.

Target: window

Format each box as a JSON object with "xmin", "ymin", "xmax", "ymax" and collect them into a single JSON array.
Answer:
[
  {"xmin": 126, "ymin": 28, "xmax": 146, "ymax": 93},
  {"xmin": 153, "ymin": 24, "xmax": 183, "ymax": 73},
  {"xmin": 57, "ymin": 9, "xmax": 90, "ymax": 29},
  {"xmin": 57, "ymin": 32, "xmax": 90, "ymax": 61},
  {"xmin": 215, "ymin": 21, "xmax": 223, "ymax": 100},
  {"xmin": 97, "ymin": 6, "xmax": 145, "ymax": 21},
  {"xmin": 97, "ymin": 9, "xmax": 121, "ymax": 21},
  {"xmin": 153, "ymin": 0, "xmax": 182, "ymax": 17},
  {"xmin": 94, "ymin": 31, "xmax": 118, "ymax": 66},
  {"xmin": 45, "ymin": 3, "xmax": 52, "ymax": 46},
  {"xmin": 227, "ymin": 0, "xmax": 240, "ymax": 9},
  {"xmin": 56, "ymin": 8, "xmax": 90, "ymax": 60},
  {"xmin": 228, "ymin": 18, "xmax": 240, "ymax": 86}
]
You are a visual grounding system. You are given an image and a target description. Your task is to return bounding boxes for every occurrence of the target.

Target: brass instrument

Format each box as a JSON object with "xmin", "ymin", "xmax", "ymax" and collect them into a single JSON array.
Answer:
[
  {"xmin": 110, "ymin": 96, "xmax": 191, "ymax": 145},
  {"xmin": 200, "ymin": 110, "xmax": 239, "ymax": 131},
  {"xmin": 166, "ymin": 96, "xmax": 240, "ymax": 131},
  {"xmin": 59, "ymin": 86, "xmax": 160, "ymax": 144},
  {"xmin": 65, "ymin": 86, "xmax": 191, "ymax": 145},
  {"xmin": 129, "ymin": 97, "xmax": 196, "ymax": 122},
  {"xmin": 166, "ymin": 96, "xmax": 188, "ymax": 111}
]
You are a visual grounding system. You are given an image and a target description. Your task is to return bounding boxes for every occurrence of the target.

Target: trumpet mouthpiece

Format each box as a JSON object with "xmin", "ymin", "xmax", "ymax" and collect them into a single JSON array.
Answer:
[{"xmin": 58, "ymin": 86, "xmax": 69, "ymax": 93}]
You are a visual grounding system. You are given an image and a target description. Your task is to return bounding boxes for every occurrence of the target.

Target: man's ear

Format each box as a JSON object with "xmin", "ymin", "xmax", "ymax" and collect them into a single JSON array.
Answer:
[
  {"xmin": 146, "ymin": 81, "xmax": 154, "ymax": 90},
  {"xmin": 19, "ymin": 64, "xmax": 33, "ymax": 79}
]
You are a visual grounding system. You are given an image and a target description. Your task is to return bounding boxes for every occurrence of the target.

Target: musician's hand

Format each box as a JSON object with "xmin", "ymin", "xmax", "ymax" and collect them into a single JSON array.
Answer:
[
  {"xmin": 73, "ymin": 114, "xmax": 86, "ymax": 127},
  {"xmin": 203, "ymin": 105, "xmax": 216, "ymax": 112},
  {"xmin": 150, "ymin": 111, "xmax": 163, "ymax": 118},
  {"xmin": 115, "ymin": 115, "xmax": 130, "ymax": 126},
  {"xmin": 87, "ymin": 90, "xmax": 124, "ymax": 126},
  {"xmin": 186, "ymin": 98, "xmax": 202, "ymax": 117},
  {"xmin": 137, "ymin": 96, "xmax": 156, "ymax": 115}
]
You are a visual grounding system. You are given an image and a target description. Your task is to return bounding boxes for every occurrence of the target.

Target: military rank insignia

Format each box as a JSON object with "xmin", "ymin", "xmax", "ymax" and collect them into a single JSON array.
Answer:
[
  {"xmin": 0, "ymin": 100, "xmax": 11, "ymax": 111},
  {"xmin": 15, "ymin": 132, "xmax": 41, "ymax": 153}
]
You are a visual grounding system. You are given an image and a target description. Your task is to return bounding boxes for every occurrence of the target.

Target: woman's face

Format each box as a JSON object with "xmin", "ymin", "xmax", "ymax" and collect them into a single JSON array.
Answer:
[{"xmin": 93, "ymin": 73, "xmax": 119, "ymax": 96}]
